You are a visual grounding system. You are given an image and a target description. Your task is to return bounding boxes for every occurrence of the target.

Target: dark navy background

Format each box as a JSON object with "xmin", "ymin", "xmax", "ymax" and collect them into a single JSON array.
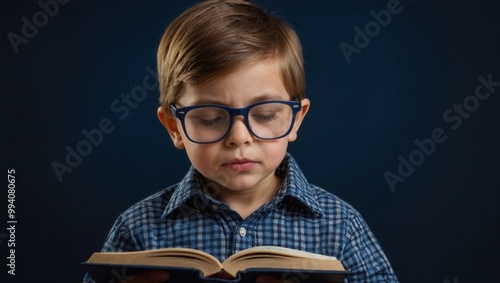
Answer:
[{"xmin": 1, "ymin": 0, "xmax": 499, "ymax": 282}]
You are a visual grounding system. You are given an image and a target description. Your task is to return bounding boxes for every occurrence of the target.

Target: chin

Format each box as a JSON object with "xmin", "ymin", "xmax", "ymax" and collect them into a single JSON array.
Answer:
[{"xmin": 219, "ymin": 180, "xmax": 259, "ymax": 192}]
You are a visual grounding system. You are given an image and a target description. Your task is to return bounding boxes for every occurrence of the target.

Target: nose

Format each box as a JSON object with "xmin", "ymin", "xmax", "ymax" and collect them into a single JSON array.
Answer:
[{"xmin": 224, "ymin": 116, "xmax": 253, "ymax": 146}]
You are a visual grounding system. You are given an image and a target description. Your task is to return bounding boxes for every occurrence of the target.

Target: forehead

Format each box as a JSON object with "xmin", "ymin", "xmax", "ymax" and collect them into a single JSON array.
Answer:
[{"xmin": 178, "ymin": 60, "xmax": 290, "ymax": 107}]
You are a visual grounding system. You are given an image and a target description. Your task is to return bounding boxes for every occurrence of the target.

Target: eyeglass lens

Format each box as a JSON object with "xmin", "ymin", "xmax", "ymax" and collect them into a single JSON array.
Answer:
[{"xmin": 183, "ymin": 102, "xmax": 294, "ymax": 142}]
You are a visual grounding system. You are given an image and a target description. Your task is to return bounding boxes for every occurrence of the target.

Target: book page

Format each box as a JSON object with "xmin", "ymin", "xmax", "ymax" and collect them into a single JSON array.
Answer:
[
  {"xmin": 226, "ymin": 246, "xmax": 338, "ymax": 262},
  {"xmin": 221, "ymin": 246, "xmax": 344, "ymax": 278},
  {"xmin": 87, "ymin": 248, "xmax": 224, "ymax": 277}
]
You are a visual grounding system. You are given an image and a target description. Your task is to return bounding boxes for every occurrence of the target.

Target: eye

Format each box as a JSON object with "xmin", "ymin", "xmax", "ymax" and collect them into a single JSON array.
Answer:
[
  {"xmin": 252, "ymin": 111, "xmax": 278, "ymax": 123},
  {"xmin": 194, "ymin": 115, "xmax": 224, "ymax": 127},
  {"xmin": 251, "ymin": 103, "xmax": 286, "ymax": 124}
]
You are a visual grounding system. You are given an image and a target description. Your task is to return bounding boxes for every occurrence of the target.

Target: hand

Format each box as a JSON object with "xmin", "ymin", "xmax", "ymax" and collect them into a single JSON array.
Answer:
[
  {"xmin": 255, "ymin": 274, "xmax": 292, "ymax": 283},
  {"xmin": 127, "ymin": 270, "xmax": 170, "ymax": 283}
]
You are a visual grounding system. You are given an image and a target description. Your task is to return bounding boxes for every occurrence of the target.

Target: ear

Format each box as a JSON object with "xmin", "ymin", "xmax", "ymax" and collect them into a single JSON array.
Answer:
[
  {"xmin": 157, "ymin": 106, "xmax": 185, "ymax": 149},
  {"xmin": 287, "ymin": 98, "xmax": 310, "ymax": 142}
]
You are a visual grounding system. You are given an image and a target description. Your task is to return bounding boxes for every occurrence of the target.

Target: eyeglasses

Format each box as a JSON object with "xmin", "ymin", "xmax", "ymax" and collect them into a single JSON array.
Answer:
[{"xmin": 170, "ymin": 100, "xmax": 302, "ymax": 144}]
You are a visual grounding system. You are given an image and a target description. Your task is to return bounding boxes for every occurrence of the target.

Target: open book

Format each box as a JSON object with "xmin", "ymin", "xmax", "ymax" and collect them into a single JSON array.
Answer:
[{"xmin": 83, "ymin": 246, "xmax": 349, "ymax": 283}]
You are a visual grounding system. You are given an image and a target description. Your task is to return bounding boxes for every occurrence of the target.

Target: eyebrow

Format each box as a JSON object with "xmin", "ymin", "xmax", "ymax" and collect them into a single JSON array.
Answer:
[
  {"xmin": 184, "ymin": 94, "xmax": 288, "ymax": 107},
  {"xmin": 250, "ymin": 94, "xmax": 289, "ymax": 103}
]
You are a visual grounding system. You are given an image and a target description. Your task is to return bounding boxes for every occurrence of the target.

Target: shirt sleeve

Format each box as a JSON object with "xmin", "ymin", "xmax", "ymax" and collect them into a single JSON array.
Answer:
[
  {"xmin": 341, "ymin": 210, "xmax": 399, "ymax": 283},
  {"xmin": 101, "ymin": 214, "xmax": 141, "ymax": 252},
  {"xmin": 82, "ymin": 215, "xmax": 140, "ymax": 283}
]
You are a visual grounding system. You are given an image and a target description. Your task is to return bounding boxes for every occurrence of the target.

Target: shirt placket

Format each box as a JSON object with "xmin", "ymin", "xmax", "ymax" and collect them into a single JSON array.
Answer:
[{"xmin": 215, "ymin": 204, "xmax": 262, "ymax": 260}]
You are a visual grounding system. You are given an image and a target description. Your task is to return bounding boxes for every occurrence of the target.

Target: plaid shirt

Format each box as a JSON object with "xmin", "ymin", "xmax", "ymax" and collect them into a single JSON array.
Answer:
[{"xmin": 84, "ymin": 154, "xmax": 398, "ymax": 282}]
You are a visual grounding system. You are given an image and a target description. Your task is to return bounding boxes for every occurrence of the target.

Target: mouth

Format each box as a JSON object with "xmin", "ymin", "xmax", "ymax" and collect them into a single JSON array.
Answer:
[{"xmin": 223, "ymin": 159, "xmax": 257, "ymax": 171}]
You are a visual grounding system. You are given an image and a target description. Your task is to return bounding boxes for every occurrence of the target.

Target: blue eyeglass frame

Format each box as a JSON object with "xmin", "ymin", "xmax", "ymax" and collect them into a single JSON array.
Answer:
[{"xmin": 170, "ymin": 100, "xmax": 302, "ymax": 144}]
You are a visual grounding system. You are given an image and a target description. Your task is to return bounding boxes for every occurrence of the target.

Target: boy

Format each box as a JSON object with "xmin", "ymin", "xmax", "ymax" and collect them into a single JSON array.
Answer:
[{"xmin": 84, "ymin": 0, "xmax": 399, "ymax": 282}]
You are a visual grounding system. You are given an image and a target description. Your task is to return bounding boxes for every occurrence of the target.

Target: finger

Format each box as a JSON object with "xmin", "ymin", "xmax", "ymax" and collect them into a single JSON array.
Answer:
[{"xmin": 149, "ymin": 270, "xmax": 170, "ymax": 282}]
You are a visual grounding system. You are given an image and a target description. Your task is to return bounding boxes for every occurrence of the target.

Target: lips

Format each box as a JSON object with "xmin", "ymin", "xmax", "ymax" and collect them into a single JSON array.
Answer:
[{"xmin": 223, "ymin": 159, "xmax": 256, "ymax": 171}]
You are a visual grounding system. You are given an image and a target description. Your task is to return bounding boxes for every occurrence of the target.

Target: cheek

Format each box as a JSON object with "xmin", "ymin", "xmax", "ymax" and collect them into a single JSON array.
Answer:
[
  {"xmin": 262, "ymin": 140, "xmax": 289, "ymax": 164},
  {"xmin": 184, "ymin": 145, "xmax": 217, "ymax": 170}
]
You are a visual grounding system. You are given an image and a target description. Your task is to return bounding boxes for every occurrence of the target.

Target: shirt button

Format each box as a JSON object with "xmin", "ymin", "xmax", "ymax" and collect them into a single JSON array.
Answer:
[
  {"xmin": 211, "ymin": 204, "xmax": 218, "ymax": 210},
  {"xmin": 239, "ymin": 227, "xmax": 247, "ymax": 237}
]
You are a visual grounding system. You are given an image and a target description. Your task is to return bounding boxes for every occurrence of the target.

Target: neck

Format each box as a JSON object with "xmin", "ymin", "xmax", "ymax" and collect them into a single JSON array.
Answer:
[{"xmin": 213, "ymin": 175, "xmax": 282, "ymax": 219}]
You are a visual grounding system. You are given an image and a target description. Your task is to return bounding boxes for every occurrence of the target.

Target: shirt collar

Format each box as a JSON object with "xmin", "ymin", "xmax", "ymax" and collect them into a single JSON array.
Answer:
[
  {"xmin": 161, "ymin": 168, "xmax": 209, "ymax": 219},
  {"xmin": 274, "ymin": 153, "xmax": 324, "ymax": 216},
  {"xmin": 161, "ymin": 153, "xmax": 323, "ymax": 219}
]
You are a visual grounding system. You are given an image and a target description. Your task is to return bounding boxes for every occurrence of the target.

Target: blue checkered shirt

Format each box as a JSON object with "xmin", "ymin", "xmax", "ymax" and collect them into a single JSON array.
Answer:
[{"xmin": 83, "ymin": 153, "xmax": 398, "ymax": 282}]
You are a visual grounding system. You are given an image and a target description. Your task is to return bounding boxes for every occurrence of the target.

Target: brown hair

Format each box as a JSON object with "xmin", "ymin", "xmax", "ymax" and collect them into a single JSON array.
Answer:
[{"xmin": 157, "ymin": 0, "xmax": 305, "ymax": 106}]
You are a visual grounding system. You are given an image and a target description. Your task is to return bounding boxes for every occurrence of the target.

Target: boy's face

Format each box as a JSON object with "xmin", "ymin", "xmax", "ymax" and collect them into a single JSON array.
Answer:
[{"xmin": 158, "ymin": 60, "xmax": 309, "ymax": 196}]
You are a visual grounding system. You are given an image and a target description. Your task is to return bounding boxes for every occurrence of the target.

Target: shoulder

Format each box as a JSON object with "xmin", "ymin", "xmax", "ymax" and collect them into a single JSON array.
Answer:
[
  {"xmin": 113, "ymin": 185, "xmax": 176, "ymax": 229},
  {"xmin": 306, "ymin": 183, "xmax": 365, "ymax": 223},
  {"xmin": 101, "ymin": 185, "xmax": 178, "ymax": 251}
]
